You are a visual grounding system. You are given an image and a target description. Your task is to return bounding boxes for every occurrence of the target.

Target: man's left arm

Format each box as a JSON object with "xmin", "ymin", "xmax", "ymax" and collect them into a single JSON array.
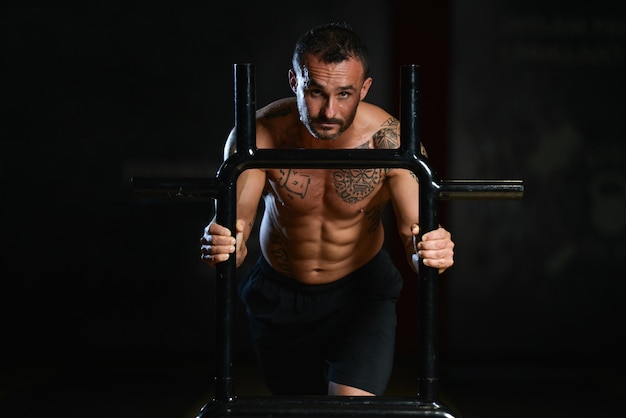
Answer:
[{"xmin": 386, "ymin": 168, "xmax": 454, "ymax": 274}]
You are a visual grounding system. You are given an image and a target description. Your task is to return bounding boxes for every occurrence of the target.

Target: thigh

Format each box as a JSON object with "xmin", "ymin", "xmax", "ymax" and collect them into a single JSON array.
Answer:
[
  {"xmin": 250, "ymin": 318, "xmax": 329, "ymax": 395},
  {"xmin": 325, "ymin": 250, "xmax": 404, "ymax": 395},
  {"xmin": 326, "ymin": 296, "xmax": 398, "ymax": 396},
  {"xmin": 239, "ymin": 259, "xmax": 333, "ymax": 395}
]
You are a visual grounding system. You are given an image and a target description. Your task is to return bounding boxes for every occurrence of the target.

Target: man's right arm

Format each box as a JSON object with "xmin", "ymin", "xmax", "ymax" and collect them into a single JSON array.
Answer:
[{"xmin": 200, "ymin": 128, "xmax": 266, "ymax": 267}]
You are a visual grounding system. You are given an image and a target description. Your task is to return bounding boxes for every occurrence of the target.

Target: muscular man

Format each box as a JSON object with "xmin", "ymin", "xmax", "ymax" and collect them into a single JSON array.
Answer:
[{"xmin": 201, "ymin": 22, "xmax": 454, "ymax": 396}]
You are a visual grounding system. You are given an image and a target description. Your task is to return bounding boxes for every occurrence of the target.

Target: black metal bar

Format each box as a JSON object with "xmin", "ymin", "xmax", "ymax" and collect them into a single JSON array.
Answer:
[
  {"xmin": 213, "ymin": 63, "xmax": 257, "ymax": 403},
  {"xmin": 399, "ymin": 65, "xmax": 420, "ymax": 158},
  {"xmin": 198, "ymin": 396, "xmax": 457, "ymax": 417},
  {"xmin": 439, "ymin": 179, "xmax": 524, "ymax": 200},
  {"xmin": 399, "ymin": 67, "xmax": 442, "ymax": 403},
  {"xmin": 130, "ymin": 177, "xmax": 524, "ymax": 201},
  {"xmin": 235, "ymin": 63, "xmax": 256, "ymax": 155}
]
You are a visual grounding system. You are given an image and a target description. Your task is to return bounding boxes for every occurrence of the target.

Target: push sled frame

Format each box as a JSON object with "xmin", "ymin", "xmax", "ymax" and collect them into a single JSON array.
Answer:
[{"xmin": 132, "ymin": 63, "xmax": 524, "ymax": 418}]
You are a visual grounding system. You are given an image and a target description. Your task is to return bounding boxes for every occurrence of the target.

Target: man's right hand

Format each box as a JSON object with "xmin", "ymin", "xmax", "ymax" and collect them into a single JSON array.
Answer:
[{"xmin": 200, "ymin": 220, "xmax": 245, "ymax": 267}]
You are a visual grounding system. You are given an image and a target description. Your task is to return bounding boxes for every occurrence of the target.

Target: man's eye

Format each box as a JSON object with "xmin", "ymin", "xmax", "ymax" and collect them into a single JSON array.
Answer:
[{"xmin": 339, "ymin": 91, "xmax": 350, "ymax": 98}]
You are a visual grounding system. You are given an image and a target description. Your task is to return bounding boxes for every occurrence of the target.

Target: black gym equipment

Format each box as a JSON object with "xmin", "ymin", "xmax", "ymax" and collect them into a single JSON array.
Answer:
[{"xmin": 132, "ymin": 64, "xmax": 524, "ymax": 418}]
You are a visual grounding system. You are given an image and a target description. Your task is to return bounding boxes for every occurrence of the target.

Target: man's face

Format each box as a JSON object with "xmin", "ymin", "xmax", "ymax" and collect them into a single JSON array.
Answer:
[{"xmin": 290, "ymin": 55, "xmax": 372, "ymax": 140}]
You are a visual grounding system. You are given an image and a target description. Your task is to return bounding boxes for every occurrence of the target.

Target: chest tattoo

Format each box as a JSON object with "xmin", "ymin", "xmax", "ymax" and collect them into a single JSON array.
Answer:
[
  {"xmin": 276, "ymin": 169, "xmax": 311, "ymax": 199},
  {"xmin": 332, "ymin": 119, "xmax": 398, "ymax": 204},
  {"xmin": 334, "ymin": 168, "xmax": 383, "ymax": 203}
]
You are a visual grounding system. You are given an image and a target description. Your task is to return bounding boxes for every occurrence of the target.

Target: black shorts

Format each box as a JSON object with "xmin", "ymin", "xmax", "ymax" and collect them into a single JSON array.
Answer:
[{"xmin": 238, "ymin": 249, "xmax": 403, "ymax": 395}]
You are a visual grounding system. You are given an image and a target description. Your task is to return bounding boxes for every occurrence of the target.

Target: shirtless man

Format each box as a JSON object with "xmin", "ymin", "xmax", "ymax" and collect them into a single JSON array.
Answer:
[{"xmin": 200, "ymin": 22, "xmax": 454, "ymax": 397}]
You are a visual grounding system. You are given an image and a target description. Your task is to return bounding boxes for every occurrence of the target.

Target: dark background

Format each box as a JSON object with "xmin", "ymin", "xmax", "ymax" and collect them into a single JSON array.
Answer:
[{"xmin": 2, "ymin": 1, "xmax": 625, "ymax": 417}]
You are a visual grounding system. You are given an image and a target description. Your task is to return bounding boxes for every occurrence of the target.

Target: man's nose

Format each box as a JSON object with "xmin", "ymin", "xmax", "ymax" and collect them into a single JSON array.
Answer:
[{"xmin": 321, "ymin": 97, "xmax": 336, "ymax": 119}]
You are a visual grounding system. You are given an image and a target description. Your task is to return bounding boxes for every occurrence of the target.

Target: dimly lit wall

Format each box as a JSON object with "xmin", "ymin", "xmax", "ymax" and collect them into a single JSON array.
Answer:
[
  {"xmin": 2, "ymin": 1, "xmax": 392, "ymax": 363},
  {"xmin": 446, "ymin": 0, "xmax": 626, "ymax": 370},
  {"xmin": 3, "ymin": 1, "xmax": 625, "ymax": 379}
]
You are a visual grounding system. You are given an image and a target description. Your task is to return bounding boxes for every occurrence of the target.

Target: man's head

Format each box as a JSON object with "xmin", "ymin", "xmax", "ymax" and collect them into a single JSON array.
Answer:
[{"xmin": 289, "ymin": 23, "xmax": 372, "ymax": 140}]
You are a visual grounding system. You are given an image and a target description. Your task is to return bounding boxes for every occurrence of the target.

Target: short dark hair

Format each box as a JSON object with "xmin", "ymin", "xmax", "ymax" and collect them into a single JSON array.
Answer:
[{"xmin": 292, "ymin": 22, "xmax": 370, "ymax": 78}]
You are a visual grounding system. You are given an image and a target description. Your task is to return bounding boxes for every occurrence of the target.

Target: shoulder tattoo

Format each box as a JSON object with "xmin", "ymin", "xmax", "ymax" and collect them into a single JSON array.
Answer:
[{"xmin": 372, "ymin": 117, "xmax": 400, "ymax": 149}]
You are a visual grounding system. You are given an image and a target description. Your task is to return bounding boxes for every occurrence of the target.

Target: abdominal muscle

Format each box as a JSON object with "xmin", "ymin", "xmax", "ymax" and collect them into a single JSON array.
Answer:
[{"xmin": 258, "ymin": 196, "xmax": 386, "ymax": 284}]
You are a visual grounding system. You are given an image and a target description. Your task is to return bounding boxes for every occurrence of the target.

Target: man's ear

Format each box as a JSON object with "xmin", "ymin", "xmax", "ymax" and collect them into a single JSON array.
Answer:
[
  {"xmin": 360, "ymin": 77, "xmax": 373, "ymax": 100},
  {"xmin": 288, "ymin": 69, "xmax": 298, "ymax": 93}
]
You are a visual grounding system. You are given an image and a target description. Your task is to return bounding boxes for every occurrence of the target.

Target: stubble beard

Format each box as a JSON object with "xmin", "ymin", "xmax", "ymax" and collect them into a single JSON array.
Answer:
[{"xmin": 304, "ymin": 111, "xmax": 356, "ymax": 141}]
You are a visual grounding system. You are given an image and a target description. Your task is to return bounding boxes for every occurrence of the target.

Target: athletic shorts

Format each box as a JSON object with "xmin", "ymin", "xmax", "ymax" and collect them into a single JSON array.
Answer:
[{"xmin": 238, "ymin": 249, "xmax": 404, "ymax": 395}]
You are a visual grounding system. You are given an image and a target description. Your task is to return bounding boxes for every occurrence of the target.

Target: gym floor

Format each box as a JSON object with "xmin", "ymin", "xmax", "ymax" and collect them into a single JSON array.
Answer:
[{"xmin": 2, "ymin": 354, "xmax": 624, "ymax": 418}]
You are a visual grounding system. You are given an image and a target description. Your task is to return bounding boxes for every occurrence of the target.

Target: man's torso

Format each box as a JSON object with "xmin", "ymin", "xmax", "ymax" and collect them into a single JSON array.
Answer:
[{"xmin": 255, "ymin": 99, "xmax": 399, "ymax": 283}]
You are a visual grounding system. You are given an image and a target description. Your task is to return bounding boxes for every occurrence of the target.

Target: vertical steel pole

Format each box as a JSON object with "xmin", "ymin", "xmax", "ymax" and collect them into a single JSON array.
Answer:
[
  {"xmin": 214, "ymin": 64, "xmax": 256, "ymax": 402},
  {"xmin": 235, "ymin": 64, "xmax": 257, "ymax": 155},
  {"xmin": 399, "ymin": 65, "xmax": 420, "ymax": 159},
  {"xmin": 400, "ymin": 65, "xmax": 441, "ymax": 402}
]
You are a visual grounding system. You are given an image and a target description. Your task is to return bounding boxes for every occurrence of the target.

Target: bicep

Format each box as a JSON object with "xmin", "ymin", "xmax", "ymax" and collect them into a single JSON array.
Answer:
[
  {"xmin": 224, "ymin": 122, "xmax": 266, "ymax": 237},
  {"xmin": 387, "ymin": 169, "xmax": 420, "ymax": 239},
  {"xmin": 389, "ymin": 139, "xmax": 428, "ymax": 231},
  {"xmin": 236, "ymin": 168, "xmax": 266, "ymax": 240}
]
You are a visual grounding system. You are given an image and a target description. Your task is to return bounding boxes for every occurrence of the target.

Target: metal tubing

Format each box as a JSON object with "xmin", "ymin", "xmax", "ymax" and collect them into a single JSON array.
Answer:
[
  {"xmin": 213, "ymin": 64, "xmax": 443, "ymax": 403},
  {"xmin": 440, "ymin": 179, "xmax": 524, "ymax": 200},
  {"xmin": 213, "ymin": 63, "xmax": 257, "ymax": 402},
  {"xmin": 234, "ymin": 64, "xmax": 256, "ymax": 155},
  {"xmin": 129, "ymin": 177, "xmax": 524, "ymax": 201},
  {"xmin": 198, "ymin": 396, "xmax": 457, "ymax": 417},
  {"xmin": 130, "ymin": 62, "xmax": 524, "ymax": 417},
  {"xmin": 399, "ymin": 65, "xmax": 421, "ymax": 158},
  {"xmin": 399, "ymin": 65, "xmax": 440, "ymax": 402}
]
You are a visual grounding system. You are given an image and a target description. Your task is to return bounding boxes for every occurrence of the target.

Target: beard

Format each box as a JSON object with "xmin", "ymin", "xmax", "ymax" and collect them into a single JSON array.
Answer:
[{"xmin": 304, "ymin": 111, "xmax": 357, "ymax": 141}]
